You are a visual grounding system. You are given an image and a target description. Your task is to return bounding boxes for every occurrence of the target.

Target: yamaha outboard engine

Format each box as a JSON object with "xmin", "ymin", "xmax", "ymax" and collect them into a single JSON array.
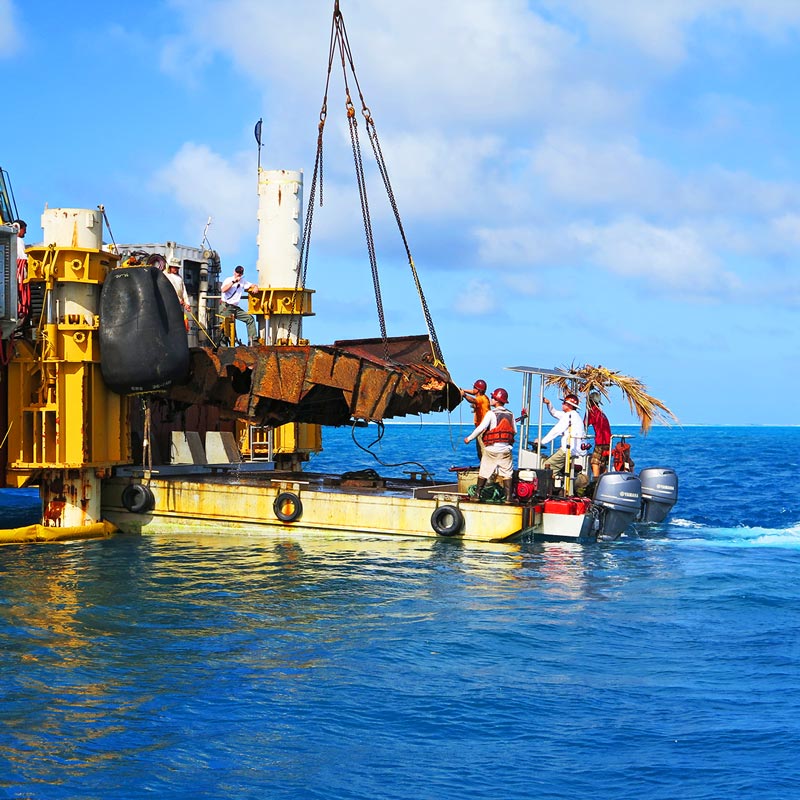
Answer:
[
  {"xmin": 590, "ymin": 472, "xmax": 642, "ymax": 539},
  {"xmin": 638, "ymin": 467, "xmax": 678, "ymax": 523}
]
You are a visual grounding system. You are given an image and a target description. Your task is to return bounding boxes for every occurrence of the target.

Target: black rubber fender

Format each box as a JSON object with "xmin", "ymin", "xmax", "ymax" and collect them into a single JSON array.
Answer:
[
  {"xmin": 273, "ymin": 491, "xmax": 303, "ymax": 523},
  {"xmin": 430, "ymin": 504, "xmax": 464, "ymax": 537},
  {"xmin": 99, "ymin": 266, "xmax": 189, "ymax": 394},
  {"xmin": 121, "ymin": 483, "xmax": 155, "ymax": 514}
]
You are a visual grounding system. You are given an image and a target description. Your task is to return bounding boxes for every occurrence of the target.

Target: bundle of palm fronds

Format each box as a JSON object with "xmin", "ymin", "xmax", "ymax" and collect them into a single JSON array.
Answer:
[{"xmin": 544, "ymin": 363, "xmax": 678, "ymax": 433}]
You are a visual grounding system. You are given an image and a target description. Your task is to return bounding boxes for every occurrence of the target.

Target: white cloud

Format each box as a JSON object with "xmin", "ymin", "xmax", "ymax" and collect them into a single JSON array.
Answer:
[
  {"xmin": 0, "ymin": 0, "xmax": 22, "ymax": 57},
  {"xmin": 163, "ymin": 0, "xmax": 632, "ymax": 135},
  {"xmin": 453, "ymin": 278, "xmax": 497, "ymax": 315},
  {"xmin": 153, "ymin": 0, "xmax": 800, "ymax": 309},
  {"xmin": 475, "ymin": 225, "xmax": 574, "ymax": 266},
  {"xmin": 548, "ymin": 0, "xmax": 800, "ymax": 65},
  {"xmin": 152, "ymin": 143, "xmax": 255, "ymax": 257},
  {"xmin": 771, "ymin": 213, "xmax": 800, "ymax": 246},
  {"xmin": 475, "ymin": 216, "xmax": 741, "ymax": 297},
  {"xmin": 569, "ymin": 217, "xmax": 738, "ymax": 293},
  {"xmin": 531, "ymin": 132, "xmax": 671, "ymax": 211},
  {"xmin": 371, "ymin": 131, "xmax": 505, "ymax": 219}
]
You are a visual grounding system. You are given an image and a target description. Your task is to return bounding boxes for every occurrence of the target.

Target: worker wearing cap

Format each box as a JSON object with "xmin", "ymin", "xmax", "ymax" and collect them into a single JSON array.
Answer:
[
  {"xmin": 464, "ymin": 387, "xmax": 516, "ymax": 502},
  {"xmin": 164, "ymin": 262, "xmax": 191, "ymax": 332},
  {"xmin": 535, "ymin": 393, "xmax": 586, "ymax": 481},
  {"xmin": 460, "ymin": 378, "xmax": 490, "ymax": 460}
]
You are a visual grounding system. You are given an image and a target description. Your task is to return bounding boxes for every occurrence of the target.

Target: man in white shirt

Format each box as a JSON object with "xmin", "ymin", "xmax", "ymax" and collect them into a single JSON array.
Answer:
[
  {"xmin": 164, "ymin": 263, "xmax": 191, "ymax": 331},
  {"xmin": 535, "ymin": 393, "xmax": 586, "ymax": 481},
  {"xmin": 220, "ymin": 265, "xmax": 260, "ymax": 345}
]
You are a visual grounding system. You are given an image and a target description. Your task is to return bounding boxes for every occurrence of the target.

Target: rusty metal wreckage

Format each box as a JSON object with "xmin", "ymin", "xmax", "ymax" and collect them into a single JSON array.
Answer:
[{"xmin": 167, "ymin": 335, "xmax": 461, "ymax": 428}]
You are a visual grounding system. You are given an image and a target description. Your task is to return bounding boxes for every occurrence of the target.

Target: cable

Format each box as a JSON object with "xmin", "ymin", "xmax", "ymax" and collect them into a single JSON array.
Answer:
[{"xmin": 349, "ymin": 420, "xmax": 434, "ymax": 480}]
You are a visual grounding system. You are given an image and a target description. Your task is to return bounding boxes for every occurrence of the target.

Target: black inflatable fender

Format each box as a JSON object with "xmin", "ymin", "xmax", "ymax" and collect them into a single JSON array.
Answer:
[
  {"xmin": 99, "ymin": 266, "xmax": 190, "ymax": 394},
  {"xmin": 273, "ymin": 492, "xmax": 303, "ymax": 523},
  {"xmin": 121, "ymin": 483, "xmax": 155, "ymax": 514},
  {"xmin": 430, "ymin": 504, "xmax": 464, "ymax": 537}
]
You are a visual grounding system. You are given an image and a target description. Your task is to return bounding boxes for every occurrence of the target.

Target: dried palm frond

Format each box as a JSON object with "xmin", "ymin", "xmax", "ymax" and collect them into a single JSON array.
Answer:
[{"xmin": 544, "ymin": 362, "xmax": 678, "ymax": 433}]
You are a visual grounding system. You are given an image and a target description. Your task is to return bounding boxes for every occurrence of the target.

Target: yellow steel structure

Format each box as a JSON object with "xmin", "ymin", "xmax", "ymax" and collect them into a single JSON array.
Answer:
[
  {"xmin": 5, "ymin": 232, "xmax": 129, "ymax": 527},
  {"xmin": 244, "ymin": 285, "xmax": 322, "ymax": 466},
  {"xmin": 248, "ymin": 287, "xmax": 314, "ymax": 324},
  {"xmin": 238, "ymin": 420, "xmax": 323, "ymax": 470}
]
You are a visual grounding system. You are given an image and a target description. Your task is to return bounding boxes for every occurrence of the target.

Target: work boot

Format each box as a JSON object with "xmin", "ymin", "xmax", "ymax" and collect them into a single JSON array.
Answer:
[
  {"xmin": 474, "ymin": 477, "xmax": 487, "ymax": 503},
  {"xmin": 502, "ymin": 479, "xmax": 514, "ymax": 503}
]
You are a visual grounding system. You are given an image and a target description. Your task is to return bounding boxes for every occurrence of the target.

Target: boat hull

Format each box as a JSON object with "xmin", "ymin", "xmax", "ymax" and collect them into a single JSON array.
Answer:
[{"xmin": 101, "ymin": 472, "xmax": 531, "ymax": 544}]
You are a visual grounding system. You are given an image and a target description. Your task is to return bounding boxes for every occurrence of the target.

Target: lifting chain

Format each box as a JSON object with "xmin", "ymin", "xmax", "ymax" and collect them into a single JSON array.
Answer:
[{"xmin": 294, "ymin": 1, "xmax": 446, "ymax": 368}]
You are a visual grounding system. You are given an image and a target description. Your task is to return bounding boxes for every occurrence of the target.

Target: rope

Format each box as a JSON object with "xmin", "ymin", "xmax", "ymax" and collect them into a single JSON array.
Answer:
[
  {"xmin": 186, "ymin": 307, "xmax": 216, "ymax": 346},
  {"xmin": 0, "ymin": 419, "xmax": 13, "ymax": 451},
  {"xmin": 142, "ymin": 398, "xmax": 153, "ymax": 476}
]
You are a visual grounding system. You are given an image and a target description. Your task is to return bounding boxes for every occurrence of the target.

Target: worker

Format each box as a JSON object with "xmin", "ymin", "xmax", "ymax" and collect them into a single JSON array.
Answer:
[
  {"xmin": 13, "ymin": 219, "xmax": 26, "ymax": 265},
  {"xmin": 220, "ymin": 265, "xmax": 260, "ymax": 345},
  {"xmin": 13, "ymin": 219, "xmax": 30, "ymax": 324},
  {"xmin": 573, "ymin": 464, "xmax": 590, "ymax": 495},
  {"xmin": 460, "ymin": 378, "xmax": 490, "ymax": 461},
  {"xmin": 586, "ymin": 391, "xmax": 612, "ymax": 479},
  {"xmin": 463, "ymin": 387, "xmax": 516, "ymax": 502},
  {"xmin": 164, "ymin": 262, "xmax": 191, "ymax": 331},
  {"xmin": 535, "ymin": 393, "xmax": 586, "ymax": 481}
]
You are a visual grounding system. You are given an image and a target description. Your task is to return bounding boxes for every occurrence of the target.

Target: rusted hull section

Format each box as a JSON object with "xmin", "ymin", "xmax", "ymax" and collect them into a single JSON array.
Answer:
[{"xmin": 167, "ymin": 335, "xmax": 461, "ymax": 426}]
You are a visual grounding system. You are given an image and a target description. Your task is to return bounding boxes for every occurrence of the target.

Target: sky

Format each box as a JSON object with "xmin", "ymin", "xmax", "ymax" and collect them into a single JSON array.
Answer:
[{"xmin": 2, "ymin": 0, "xmax": 799, "ymax": 426}]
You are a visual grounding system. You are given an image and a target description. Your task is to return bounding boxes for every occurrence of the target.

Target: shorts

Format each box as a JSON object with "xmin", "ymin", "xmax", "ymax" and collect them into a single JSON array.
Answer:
[
  {"xmin": 479, "ymin": 447, "xmax": 514, "ymax": 480},
  {"xmin": 590, "ymin": 445, "xmax": 610, "ymax": 468}
]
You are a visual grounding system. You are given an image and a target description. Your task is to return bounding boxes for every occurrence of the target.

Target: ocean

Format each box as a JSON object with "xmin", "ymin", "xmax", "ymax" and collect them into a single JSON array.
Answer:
[{"xmin": 1, "ymin": 424, "xmax": 799, "ymax": 799}]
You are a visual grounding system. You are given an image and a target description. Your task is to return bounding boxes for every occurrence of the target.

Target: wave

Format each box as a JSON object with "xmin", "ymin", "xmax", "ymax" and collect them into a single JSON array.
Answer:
[{"xmin": 661, "ymin": 520, "xmax": 800, "ymax": 549}]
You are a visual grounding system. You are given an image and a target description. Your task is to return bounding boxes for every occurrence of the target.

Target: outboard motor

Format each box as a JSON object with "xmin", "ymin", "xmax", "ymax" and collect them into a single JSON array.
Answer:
[
  {"xmin": 638, "ymin": 467, "xmax": 679, "ymax": 523},
  {"xmin": 590, "ymin": 472, "xmax": 642, "ymax": 539}
]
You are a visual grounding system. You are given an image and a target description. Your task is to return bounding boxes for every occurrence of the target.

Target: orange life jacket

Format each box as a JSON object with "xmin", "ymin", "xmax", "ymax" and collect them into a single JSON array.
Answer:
[
  {"xmin": 612, "ymin": 441, "xmax": 634, "ymax": 472},
  {"xmin": 482, "ymin": 408, "xmax": 515, "ymax": 446}
]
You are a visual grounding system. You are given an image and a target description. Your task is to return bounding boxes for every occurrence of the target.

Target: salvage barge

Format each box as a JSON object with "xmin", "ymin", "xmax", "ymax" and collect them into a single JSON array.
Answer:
[
  {"xmin": 0, "ymin": 195, "xmax": 676, "ymax": 545},
  {"xmin": 0, "ymin": 3, "xmax": 677, "ymax": 544}
]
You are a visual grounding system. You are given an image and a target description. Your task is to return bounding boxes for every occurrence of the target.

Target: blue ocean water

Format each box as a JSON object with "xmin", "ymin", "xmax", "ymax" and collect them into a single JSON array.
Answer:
[{"xmin": 1, "ymin": 425, "xmax": 799, "ymax": 799}]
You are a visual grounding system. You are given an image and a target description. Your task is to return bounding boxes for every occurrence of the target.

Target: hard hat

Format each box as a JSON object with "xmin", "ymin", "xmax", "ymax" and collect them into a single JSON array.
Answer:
[
  {"xmin": 562, "ymin": 393, "xmax": 580, "ymax": 409},
  {"xmin": 491, "ymin": 387, "xmax": 508, "ymax": 403},
  {"xmin": 473, "ymin": 379, "xmax": 487, "ymax": 392}
]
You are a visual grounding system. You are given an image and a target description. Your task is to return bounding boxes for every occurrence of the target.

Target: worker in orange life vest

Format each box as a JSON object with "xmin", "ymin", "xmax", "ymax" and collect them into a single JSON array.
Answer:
[
  {"xmin": 460, "ymin": 378, "xmax": 490, "ymax": 461},
  {"xmin": 464, "ymin": 387, "xmax": 516, "ymax": 502}
]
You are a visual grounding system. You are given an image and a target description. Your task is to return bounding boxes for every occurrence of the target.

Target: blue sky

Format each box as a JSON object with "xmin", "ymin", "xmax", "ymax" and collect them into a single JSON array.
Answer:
[{"xmin": 3, "ymin": 0, "xmax": 798, "ymax": 426}]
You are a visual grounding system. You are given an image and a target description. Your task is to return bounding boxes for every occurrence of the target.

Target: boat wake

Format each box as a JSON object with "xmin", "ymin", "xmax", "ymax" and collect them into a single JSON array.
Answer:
[{"xmin": 661, "ymin": 520, "xmax": 800, "ymax": 549}]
